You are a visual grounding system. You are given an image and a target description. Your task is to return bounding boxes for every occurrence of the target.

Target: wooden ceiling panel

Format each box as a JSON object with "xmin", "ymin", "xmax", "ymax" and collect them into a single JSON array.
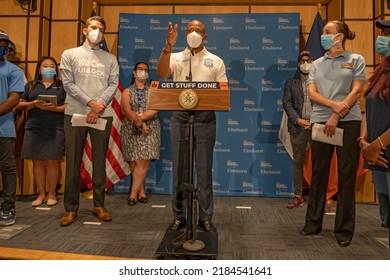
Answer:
[{"xmin": 97, "ymin": 0, "xmax": 331, "ymax": 5}]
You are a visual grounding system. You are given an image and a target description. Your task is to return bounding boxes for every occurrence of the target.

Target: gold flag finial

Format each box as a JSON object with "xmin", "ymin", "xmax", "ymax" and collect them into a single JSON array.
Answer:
[
  {"xmin": 93, "ymin": 1, "xmax": 98, "ymax": 14},
  {"xmin": 317, "ymin": 3, "xmax": 322, "ymax": 12}
]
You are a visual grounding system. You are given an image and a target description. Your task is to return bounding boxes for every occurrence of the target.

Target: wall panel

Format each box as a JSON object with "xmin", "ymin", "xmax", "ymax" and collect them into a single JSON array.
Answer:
[
  {"xmin": 327, "ymin": 0, "xmax": 341, "ymax": 20},
  {"xmin": 20, "ymin": 159, "xmax": 36, "ymax": 196},
  {"xmin": 50, "ymin": 22, "xmax": 79, "ymax": 63},
  {"xmin": 26, "ymin": 63, "xmax": 37, "ymax": 81},
  {"xmin": 43, "ymin": 0, "xmax": 51, "ymax": 19},
  {"xmin": 27, "ymin": 17, "xmax": 40, "ymax": 61},
  {"xmin": 0, "ymin": 18, "xmax": 28, "ymax": 60},
  {"xmin": 344, "ymin": 0, "xmax": 373, "ymax": 19},
  {"xmin": 0, "ymin": 0, "xmax": 29, "ymax": 16},
  {"xmin": 356, "ymin": 172, "xmax": 375, "ymax": 203},
  {"xmin": 41, "ymin": 19, "xmax": 50, "ymax": 56},
  {"xmin": 174, "ymin": 5, "xmax": 249, "ymax": 14},
  {"xmin": 374, "ymin": 0, "xmax": 382, "ymax": 18},
  {"xmin": 366, "ymin": 66, "xmax": 374, "ymax": 79},
  {"xmin": 345, "ymin": 21, "xmax": 373, "ymax": 66},
  {"xmin": 52, "ymin": 0, "xmax": 80, "ymax": 20}
]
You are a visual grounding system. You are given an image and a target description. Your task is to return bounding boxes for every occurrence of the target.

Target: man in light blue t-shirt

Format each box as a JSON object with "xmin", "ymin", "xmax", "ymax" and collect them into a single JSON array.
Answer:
[
  {"xmin": 59, "ymin": 16, "xmax": 119, "ymax": 226},
  {"xmin": 0, "ymin": 30, "xmax": 24, "ymax": 226}
]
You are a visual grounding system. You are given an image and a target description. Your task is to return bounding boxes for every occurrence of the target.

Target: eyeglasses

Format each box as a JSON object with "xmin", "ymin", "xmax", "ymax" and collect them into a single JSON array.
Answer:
[{"xmin": 136, "ymin": 67, "xmax": 149, "ymax": 72}]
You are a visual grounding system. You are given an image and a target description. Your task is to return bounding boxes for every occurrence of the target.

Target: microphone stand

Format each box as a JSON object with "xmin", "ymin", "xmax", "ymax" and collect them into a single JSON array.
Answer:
[
  {"xmin": 185, "ymin": 49, "xmax": 194, "ymax": 82},
  {"xmin": 182, "ymin": 49, "xmax": 205, "ymax": 252}
]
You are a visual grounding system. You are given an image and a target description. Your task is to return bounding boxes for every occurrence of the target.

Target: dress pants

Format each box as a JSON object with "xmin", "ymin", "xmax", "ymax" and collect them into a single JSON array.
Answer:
[
  {"xmin": 290, "ymin": 129, "xmax": 311, "ymax": 196},
  {"xmin": 63, "ymin": 115, "xmax": 112, "ymax": 212},
  {"xmin": 170, "ymin": 111, "xmax": 216, "ymax": 222},
  {"xmin": 303, "ymin": 121, "xmax": 360, "ymax": 242}
]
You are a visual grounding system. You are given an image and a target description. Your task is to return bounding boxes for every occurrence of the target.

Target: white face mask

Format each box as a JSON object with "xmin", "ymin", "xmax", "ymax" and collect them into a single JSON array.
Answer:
[
  {"xmin": 87, "ymin": 29, "xmax": 103, "ymax": 44},
  {"xmin": 299, "ymin": 62, "xmax": 312, "ymax": 74},
  {"xmin": 136, "ymin": 70, "xmax": 149, "ymax": 81},
  {"xmin": 186, "ymin": 31, "xmax": 203, "ymax": 49}
]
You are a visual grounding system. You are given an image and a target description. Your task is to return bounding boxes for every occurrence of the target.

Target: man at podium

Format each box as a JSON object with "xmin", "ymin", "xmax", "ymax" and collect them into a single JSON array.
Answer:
[{"xmin": 157, "ymin": 20, "xmax": 227, "ymax": 232}]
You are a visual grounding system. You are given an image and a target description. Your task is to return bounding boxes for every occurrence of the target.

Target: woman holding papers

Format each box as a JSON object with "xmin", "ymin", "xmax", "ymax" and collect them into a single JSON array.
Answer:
[
  {"xmin": 16, "ymin": 56, "xmax": 66, "ymax": 207},
  {"xmin": 300, "ymin": 21, "xmax": 366, "ymax": 247},
  {"xmin": 120, "ymin": 62, "xmax": 160, "ymax": 206},
  {"xmin": 359, "ymin": 20, "xmax": 390, "ymax": 245}
]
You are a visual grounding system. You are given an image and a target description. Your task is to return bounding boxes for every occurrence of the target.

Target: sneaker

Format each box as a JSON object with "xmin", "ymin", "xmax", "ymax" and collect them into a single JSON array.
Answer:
[
  {"xmin": 286, "ymin": 196, "xmax": 303, "ymax": 209},
  {"xmin": 0, "ymin": 208, "xmax": 16, "ymax": 226}
]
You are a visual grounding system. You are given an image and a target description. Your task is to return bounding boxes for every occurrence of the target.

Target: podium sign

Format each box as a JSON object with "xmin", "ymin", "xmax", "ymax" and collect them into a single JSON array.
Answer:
[{"xmin": 148, "ymin": 81, "xmax": 230, "ymax": 111}]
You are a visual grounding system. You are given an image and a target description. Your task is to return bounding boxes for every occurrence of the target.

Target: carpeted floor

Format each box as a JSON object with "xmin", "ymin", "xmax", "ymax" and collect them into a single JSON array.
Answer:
[{"xmin": 0, "ymin": 192, "xmax": 389, "ymax": 260}]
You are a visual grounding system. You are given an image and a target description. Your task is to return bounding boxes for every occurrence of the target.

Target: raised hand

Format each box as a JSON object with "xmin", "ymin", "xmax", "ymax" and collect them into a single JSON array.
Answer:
[{"xmin": 166, "ymin": 21, "xmax": 178, "ymax": 48}]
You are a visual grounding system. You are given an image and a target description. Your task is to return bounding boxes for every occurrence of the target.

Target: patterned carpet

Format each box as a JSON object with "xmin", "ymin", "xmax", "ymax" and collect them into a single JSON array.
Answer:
[{"xmin": 0, "ymin": 192, "xmax": 389, "ymax": 260}]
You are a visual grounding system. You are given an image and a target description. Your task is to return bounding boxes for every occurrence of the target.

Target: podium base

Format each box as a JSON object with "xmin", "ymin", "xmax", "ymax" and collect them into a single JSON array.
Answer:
[
  {"xmin": 156, "ymin": 227, "xmax": 218, "ymax": 259},
  {"xmin": 183, "ymin": 239, "xmax": 206, "ymax": 251}
]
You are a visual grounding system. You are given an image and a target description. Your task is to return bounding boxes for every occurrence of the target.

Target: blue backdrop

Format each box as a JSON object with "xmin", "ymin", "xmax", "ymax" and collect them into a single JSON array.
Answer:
[{"xmin": 116, "ymin": 13, "xmax": 299, "ymax": 197}]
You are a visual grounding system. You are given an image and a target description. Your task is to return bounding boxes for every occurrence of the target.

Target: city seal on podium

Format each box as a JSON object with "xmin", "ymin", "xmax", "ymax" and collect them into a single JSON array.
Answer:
[{"xmin": 178, "ymin": 89, "xmax": 199, "ymax": 110}]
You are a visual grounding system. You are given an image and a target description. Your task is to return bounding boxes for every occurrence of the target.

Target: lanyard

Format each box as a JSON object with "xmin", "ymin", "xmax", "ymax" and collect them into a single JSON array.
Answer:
[{"xmin": 135, "ymin": 87, "xmax": 146, "ymax": 113}]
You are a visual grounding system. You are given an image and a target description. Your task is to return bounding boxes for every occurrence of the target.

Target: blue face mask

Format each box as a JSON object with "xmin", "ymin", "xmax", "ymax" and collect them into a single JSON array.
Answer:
[
  {"xmin": 375, "ymin": 36, "xmax": 390, "ymax": 57},
  {"xmin": 321, "ymin": 33, "xmax": 340, "ymax": 50},
  {"xmin": 0, "ymin": 45, "xmax": 8, "ymax": 60},
  {"xmin": 41, "ymin": 67, "xmax": 56, "ymax": 79}
]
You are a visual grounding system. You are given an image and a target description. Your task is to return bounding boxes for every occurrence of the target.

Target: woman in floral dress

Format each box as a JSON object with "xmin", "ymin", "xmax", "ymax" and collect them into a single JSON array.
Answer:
[{"xmin": 120, "ymin": 62, "xmax": 160, "ymax": 206}]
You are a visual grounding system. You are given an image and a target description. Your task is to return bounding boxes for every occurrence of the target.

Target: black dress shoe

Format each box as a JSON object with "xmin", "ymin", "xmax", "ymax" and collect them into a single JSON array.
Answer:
[
  {"xmin": 300, "ymin": 229, "xmax": 321, "ymax": 236},
  {"xmin": 338, "ymin": 240, "xmax": 351, "ymax": 247},
  {"xmin": 137, "ymin": 196, "xmax": 148, "ymax": 203},
  {"xmin": 169, "ymin": 219, "xmax": 186, "ymax": 231},
  {"xmin": 199, "ymin": 220, "xmax": 216, "ymax": 232},
  {"xmin": 127, "ymin": 198, "xmax": 137, "ymax": 206}
]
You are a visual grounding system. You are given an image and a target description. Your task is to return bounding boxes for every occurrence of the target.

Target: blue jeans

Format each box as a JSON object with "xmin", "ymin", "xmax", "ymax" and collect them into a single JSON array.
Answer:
[
  {"xmin": 371, "ymin": 170, "xmax": 390, "ymax": 228},
  {"xmin": 0, "ymin": 138, "xmax": 17, "ymax": 210}
]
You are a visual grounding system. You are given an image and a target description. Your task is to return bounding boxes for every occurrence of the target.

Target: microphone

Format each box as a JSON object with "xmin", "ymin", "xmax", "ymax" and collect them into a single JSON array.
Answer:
[{"xmin": 186, "ymin": 50, "xmax": 194, "ymax": 82}]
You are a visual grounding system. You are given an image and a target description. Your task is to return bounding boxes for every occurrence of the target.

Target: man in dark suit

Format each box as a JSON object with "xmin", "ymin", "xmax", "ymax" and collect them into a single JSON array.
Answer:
[{"xmin": 282, "ymin": 50, "xmax": 313, "ymax": 209}]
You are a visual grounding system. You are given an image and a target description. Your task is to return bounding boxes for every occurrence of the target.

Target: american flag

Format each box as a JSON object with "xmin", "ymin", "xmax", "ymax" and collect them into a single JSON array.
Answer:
[
  {"xmin": 79, "ymin": 83, "xmax": 130, "ymax": 190},
  {"xmin": 79, "ymin": 9, "xmax": 130, "ymax": 190},
  {"xmin": 304, "ymin": 11, "xmax": 325, "ymax": 60}
]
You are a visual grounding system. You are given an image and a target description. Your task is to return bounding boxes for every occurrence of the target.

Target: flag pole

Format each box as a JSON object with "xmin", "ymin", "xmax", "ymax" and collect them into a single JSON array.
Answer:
[{"xmin": 93, "ymin": 1, "xmax": 98, "ymax": 15}]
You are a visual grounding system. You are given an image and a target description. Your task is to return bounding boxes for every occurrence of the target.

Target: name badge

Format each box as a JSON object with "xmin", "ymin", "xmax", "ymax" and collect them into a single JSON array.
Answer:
[{"xmin": 341, "ymin": 63, "xmax": 353, "ymax": 69}]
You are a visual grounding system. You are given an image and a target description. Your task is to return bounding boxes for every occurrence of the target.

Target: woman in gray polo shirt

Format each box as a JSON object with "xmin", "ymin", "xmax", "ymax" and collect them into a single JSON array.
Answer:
[{"xmin": 300, "ymin": 20, "xmax": 366, "ymax": 247}]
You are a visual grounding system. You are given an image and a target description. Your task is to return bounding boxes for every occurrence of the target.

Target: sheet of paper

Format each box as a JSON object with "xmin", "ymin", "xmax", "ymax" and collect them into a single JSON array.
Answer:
[
  {"xmin": 71, "ymin": 114, "xmax": 107, "ymax": 131},
  {"xmin": 311, "ymin": 123, "xmax": 343, "ymax": 146}
]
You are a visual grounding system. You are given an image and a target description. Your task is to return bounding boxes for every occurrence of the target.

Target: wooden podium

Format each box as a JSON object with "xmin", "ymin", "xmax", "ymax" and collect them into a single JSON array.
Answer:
[
  {"xmin": 148, "ymin": 81, "xmax": 230, "ymax": 111},
  {"xmin": 152, "ymin": 81, "xmax": 230, "ymax": 259}
]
